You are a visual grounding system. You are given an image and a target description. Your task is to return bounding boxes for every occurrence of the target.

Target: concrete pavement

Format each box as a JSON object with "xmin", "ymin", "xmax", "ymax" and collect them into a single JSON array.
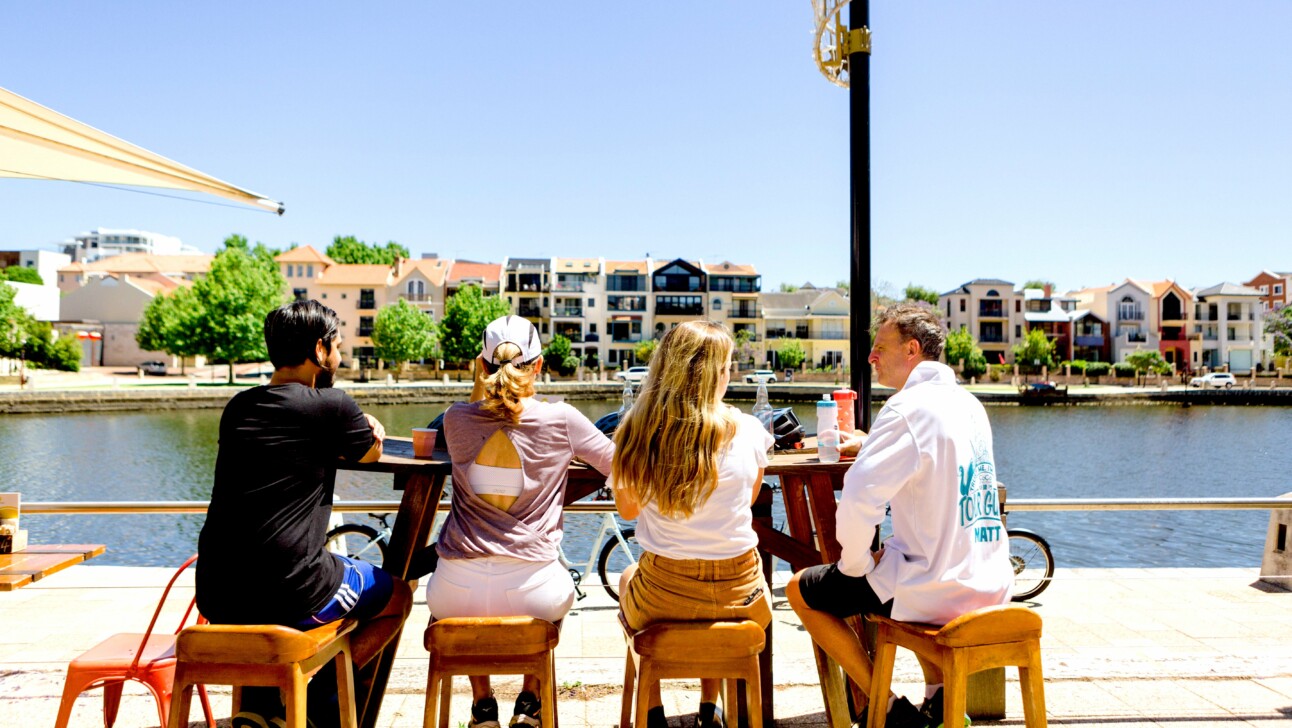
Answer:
[{"xmin": 2, "ymin": 564, "xmax": 1290, "ymax": 727}]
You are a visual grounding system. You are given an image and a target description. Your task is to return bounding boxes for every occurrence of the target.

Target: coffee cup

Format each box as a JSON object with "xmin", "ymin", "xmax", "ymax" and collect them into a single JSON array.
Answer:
[{"xmin": 412, "ymin": 428, "xmax": 438, "ymax": 458}]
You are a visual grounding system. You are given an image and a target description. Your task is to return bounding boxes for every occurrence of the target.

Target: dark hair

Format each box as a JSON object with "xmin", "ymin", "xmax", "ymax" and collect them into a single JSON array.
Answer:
[
  {"xmin": 874, "ymin": 302, "xmax": 945, "ymax": 361},
  {"xmin": 264, "ymin": 300, "xmax": 340, "ymax": 369}
]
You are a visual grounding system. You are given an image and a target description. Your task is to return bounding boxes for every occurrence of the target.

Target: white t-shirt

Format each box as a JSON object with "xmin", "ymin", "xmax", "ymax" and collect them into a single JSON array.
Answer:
[
  {"xmin": 613, "ymin": 412, "xmax": 774, "ymax": 560},
  {"xmin": 835, "ymin": 361, "xmax": 1013, "ymax": 624}
]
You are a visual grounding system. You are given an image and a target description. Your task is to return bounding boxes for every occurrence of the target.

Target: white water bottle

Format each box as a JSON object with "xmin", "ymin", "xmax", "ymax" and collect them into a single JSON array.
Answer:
[
  {"xmin": 816, "ymin": 394, "xmax": 839, "ymax": 464},
  {"xmin": 619, "ymin": 382, "xmax": 635, "ymax": 414},
  {"xmin": 752, "ymin": 377, "xmax": 775, "ymax": 457}
]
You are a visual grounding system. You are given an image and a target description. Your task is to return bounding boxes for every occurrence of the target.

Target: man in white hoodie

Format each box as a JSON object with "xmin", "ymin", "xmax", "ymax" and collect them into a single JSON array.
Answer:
[{"xmin": 788, "ymin": 303, "xmax": 1013, "ymax": 728}]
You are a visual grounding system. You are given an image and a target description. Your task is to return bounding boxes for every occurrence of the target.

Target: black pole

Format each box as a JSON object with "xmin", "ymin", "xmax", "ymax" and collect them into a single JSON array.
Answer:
[{"xmin": 849, "ymin": 1, "xmax": 872, "ymax": 430}]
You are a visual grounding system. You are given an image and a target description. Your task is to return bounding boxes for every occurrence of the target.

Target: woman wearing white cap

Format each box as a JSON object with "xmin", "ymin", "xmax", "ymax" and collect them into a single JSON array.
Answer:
[{"xmin": 426, "ymin": 315, "xmax": 615, "ymax": 728}]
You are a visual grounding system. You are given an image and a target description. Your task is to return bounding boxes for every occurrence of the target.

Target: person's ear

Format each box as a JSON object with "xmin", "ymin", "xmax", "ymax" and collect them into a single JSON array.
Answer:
[
  {"xmin": 314, "ymin": 338, "xmax": 328, "ymax": 364},
  {"xmin": 534, "ymin": 355, "xmax": 545, "ymax": 373}
]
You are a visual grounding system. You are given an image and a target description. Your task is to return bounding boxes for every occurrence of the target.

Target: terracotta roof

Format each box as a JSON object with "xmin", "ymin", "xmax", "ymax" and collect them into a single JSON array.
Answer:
[
  {"xmin": 317, "ymin": 264, "xmax": 393, "ymax": 286},
  {"xmin": 1067, "ymin": 284, "xmax": 1113, "ymax": 296},
  {"xmin": 60, "ymin": 262, "xmax": 86, "ymax": 272},
  {"xmin": 275, "ymin": 245, "xmax": 336, "ymax": 265},
  {"xmin": 1149, "ymin": 280, "xmax": 1188, "ymax": 299},
  {"xmin": 123, "ymin": 275, "xmax": 186, "ymax": 295},
  {"xmin": 554, "ymin": 258, "xmax": 601, "ymax": 273},
  {"xmin": 704, "ymin": 261, "xmax": 758, "ymax": 275},
  {"xmin": 63, "ymin": 253, "xmax": 213, "ymax": 275},
  {"xmin": 448, "ymin": 261, "xmax": 502, "ymax": 285},
  {"xmin": 604, "ymin": 260, "xmax": 648, "ymax": 275},
  {"xmin": 395, "ymin": 257, "xmax": 450, "ymax": 287}
]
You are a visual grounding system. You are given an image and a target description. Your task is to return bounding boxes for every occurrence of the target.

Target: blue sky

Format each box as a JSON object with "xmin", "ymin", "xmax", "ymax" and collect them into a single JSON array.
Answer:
[{"xmin": 2, "ymin": 2, "xmax": 1290, "ymax": 295}]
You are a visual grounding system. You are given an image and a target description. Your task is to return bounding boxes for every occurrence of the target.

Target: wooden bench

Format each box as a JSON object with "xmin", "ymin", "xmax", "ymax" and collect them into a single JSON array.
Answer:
[{"xmin": 0, "ymin": 544, "xmax": 105, "ymax": 591}]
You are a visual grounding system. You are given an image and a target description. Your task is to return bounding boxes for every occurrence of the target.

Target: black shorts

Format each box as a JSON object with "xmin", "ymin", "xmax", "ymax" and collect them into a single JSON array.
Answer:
[{"xmin": 797, "ymin": 562, "xmax": 894, "ymax": 619}]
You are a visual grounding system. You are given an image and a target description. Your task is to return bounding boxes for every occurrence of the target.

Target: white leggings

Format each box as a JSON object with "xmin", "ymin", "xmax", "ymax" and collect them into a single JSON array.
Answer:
[{"xmin": 425, "ymin": 555, "xmax": 574, "ymax": 623}]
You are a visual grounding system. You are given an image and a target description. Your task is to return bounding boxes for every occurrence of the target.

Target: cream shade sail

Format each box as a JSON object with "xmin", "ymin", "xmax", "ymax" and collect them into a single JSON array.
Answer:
[{"xmin": 0, "ymin": 85, "xmax": 283, "ymax": 214}]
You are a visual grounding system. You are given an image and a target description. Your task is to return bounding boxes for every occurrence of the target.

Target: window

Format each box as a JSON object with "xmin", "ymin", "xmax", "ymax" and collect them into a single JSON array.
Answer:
[
  {"xmin": 589, "ymin": 323, "xmax": 597, "ymax": 333},
  {"xmin": 959, "ymin": 299, "xmax": 965, "ymax": 312},
  {"xmin": 1277, "ymin": 284, "xmax": 1284, "ymax": 295},
  {"xmin": 306, "ymin": 265, "xmax": 313, "ymax": 277},
  {"xmin": 541, "ymin": 322, "xmax": 549, "ymax": 334},
  {"xmin": 1015, "ymin": 300, "xmax": 1021, "ymax": 313},
  {"xmin": 293, "ymin": 288, "xmax": 308, "ymax": 301},
  {"xmin": 321, "ymin": 293, "xmax": 328, "ymax": 299},
  {"xmin": 1015, "ymin": 325, "xmax": 1022, "ymax": 339},
  {"xmin": 358, "ymin": 317, "xmax": 374, "ymax": 337},
  {"xmin": 946, "ymin": 301, "xmax": 951, "ymax": 316},
  {"xmin": 712, "ymin": 298, "xmax": 723, "ymax": 310},
  {"xmin": 285, "ymin": 266, "xmax": 293, "ymax": 278},
  {"xmin": 587, "ymin": 298, "xmax": 595, "ymax": 307},
  {"xmin": 358, "ymin": 289, "xmax": 376, "ymax": 310}
]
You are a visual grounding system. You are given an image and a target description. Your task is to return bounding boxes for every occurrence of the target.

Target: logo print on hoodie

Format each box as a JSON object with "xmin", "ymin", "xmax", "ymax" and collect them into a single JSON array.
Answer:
[{"xmin": 957, "ymin": 433, "xmax": 1002, "ymax": 543}]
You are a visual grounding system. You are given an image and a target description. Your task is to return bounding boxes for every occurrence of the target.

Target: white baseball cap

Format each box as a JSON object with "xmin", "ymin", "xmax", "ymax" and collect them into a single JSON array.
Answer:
[{"xmin": 481, "ymin": 315, "xmax": 543, "ymax": 365}]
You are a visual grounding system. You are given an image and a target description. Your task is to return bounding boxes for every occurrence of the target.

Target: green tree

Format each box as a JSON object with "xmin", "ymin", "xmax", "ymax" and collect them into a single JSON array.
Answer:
[
  {"xmin": 372, "ymin": 299, "xmax": 437, "ymax": 379},
  {"xmin": 1125, "ymin": 349, "xmax": 1171, "ymax": 384},
  {"xmin": 945, "ymin": 327, "xmax": 988, "ymax": 379},
  {"xmin": 137, "ymin": 286, "xmax": 203, "ymax": 374},
  {"xmin": 835, "ymin": 280, "xmax": 850, "ymax": 293},
  {"xmin": 542, "ymin": 334, "xmax": 580, "ymax": 376},
  {"xmin": 634, "ymin": 338, "xmax": 657, "ymax": 364},
  {"xmin": 1023, "ymin": 280, "xmax": 1056, "ymax": 291},
  {"xmin": 776, "ymin": 338, "xmax": 807, "ymax": 370},
  {"xmin": 903, "ymin": 284, "xmax": 940, "ymax": 305},
  {"xmin": 1010, "ymin": 328, "xmax": 1056, "ymax": 372},
  {"xmin": 191, "ymin": 243, "xmax": 288, "ymax": 383},
  {"xmin": 778, "ymin": 282, "xmax": 800, "ymax": 293},
  {"xmin": 733, "ymin": 328, "xmax": 755, "ymax": 367},
  {"xmin": 0, "ymin": 284, "xmax": 27, "ymax": 358},
  {"xmin": 0, "ymin": 267, "xmax": 43, "ymax": 285},
  {"xmin": 438, "ymin": 284, "xmax": 512, "ymax": 365},
  {"xmin": 1266, "ymin": 306, "xmax": 1292, "ymax": 356},
  {"xmin": 325, "ymin": 235, "xmax": 410, "ymax": 265},
  {"xmin": 46, "ymin": 332, "xmax": 82, "ymax": 371}
]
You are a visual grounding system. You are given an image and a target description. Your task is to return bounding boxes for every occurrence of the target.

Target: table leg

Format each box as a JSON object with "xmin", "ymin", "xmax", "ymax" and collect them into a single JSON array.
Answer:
[{"xmin": 358, "ymin": 470, "xmax": 445, "ymax": 728}]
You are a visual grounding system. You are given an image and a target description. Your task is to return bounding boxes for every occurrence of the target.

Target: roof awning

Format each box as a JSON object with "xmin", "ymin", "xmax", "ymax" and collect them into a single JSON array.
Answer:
[{"xmin": 0, "ymin": 86, "xmax": 283, "ymax": 214}]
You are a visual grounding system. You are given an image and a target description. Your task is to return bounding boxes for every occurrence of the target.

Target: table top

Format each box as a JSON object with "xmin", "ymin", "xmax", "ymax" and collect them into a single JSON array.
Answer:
[{"xmin": 0, "ymin": 544, "xmax": 105, "ymax": 591}]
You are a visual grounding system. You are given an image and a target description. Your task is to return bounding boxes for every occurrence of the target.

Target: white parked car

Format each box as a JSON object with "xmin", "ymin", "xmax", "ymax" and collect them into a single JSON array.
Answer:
[
  {"xmin": 1189, "ymin": 372, "xmax": 1236, "ymax": 389},
  {"xmin": 743, "ymin": 369, "xmax": 777, "ymax": 384},
  {"xmin": 614, "ymin": 366, "xmax": 650, "ymax": 384}
]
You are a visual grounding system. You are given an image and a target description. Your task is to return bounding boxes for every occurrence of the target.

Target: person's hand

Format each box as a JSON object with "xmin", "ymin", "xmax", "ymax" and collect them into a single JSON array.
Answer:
[
  {"xmin": 839, "ymin": 429, "xmax": 868, "ymax": 457},
  {"xmin": 364, "ymin": 413, "xmax": 385, "ymax": 444}
]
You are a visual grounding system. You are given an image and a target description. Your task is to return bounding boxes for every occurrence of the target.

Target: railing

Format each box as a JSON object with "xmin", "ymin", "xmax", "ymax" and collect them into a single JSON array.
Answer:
[
  {"xmin": 26, "ymin": 496, "xmax": 1292, "ymax": 515},
  {"xmin": 551, "ymin": 307, "xmax": 584, "ymax": 317},
  {"xmin": 552, "ymin": 281, "xmax": 587, "ymax": 292},
  {"xmin": 399, "ymin": 293, "xmax": 432, "ymax": 303}
]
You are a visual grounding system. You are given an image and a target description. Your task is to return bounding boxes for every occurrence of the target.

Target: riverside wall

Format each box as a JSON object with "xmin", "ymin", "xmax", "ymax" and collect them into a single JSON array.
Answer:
[{"xmin": 5, "ymin": 380, "xmax": 1292, "ymax": 414}]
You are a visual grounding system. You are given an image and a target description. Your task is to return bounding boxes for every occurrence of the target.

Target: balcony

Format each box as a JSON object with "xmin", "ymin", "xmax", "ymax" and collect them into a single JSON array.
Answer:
[
  {"xmin": 1074, "ymin": 335, "xmax": 1105, "ymax": 347},
  {"xmin": 1125, "ymin": 333, "xmax": 1147, "ymax": 343},
  {"xmin": 978, "ymin": 303, "xmax": 1005, "ymax": 318},
  {"xmin": 608, "ymin": 297, "xmax": 646, "ymax": 312},
  {"xmin": 1118, "ymin": 309, "xmax": 1144, "ymax": 321},
  {"xmin": 555, "ymin": 331, "xmax": 583, "ymax": 343},
  {"xmin": 357, "ymin": 300, "xmax": 376, "ymax": 310},
  {"xmin": 356, "ymin": 326, "xmax": 373, "ymax": 338},
  {"xmin": 552, "ymin": 281, "xmax": 587, "ymax": 292},
  {"xmin": 655, "ymin": 301, "xmax": 704, "ymax": 316},
  {"xmin": 611, "ymin": 334, "xmax": 644, "ymax": 343},
  {"xmin": 814, "ymin": 332, "xmax": 847, "ymax": 340},
  {"xmin": 729, "ymin": 306, "xmax": 761, "ymax": 319},
  {"xmin": 517, "ymin": 304, "xmax": 542, "ymax": 318},
  {"xmin": 400, "ymin": 293, "xmax": 432, "ymax": 303},
  {"xmin": 980, "ymin": 335, "xmax": 1005, "ymax": 344},
  {"xmin": 552, "ymin": 306, "xmax": 584, "ymax": 318}
]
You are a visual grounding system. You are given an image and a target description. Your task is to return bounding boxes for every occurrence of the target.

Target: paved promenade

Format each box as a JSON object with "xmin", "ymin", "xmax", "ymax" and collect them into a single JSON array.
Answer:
[{"xmin": 2, "ymin": 564, "xmax": 1289, "ymax": 727}]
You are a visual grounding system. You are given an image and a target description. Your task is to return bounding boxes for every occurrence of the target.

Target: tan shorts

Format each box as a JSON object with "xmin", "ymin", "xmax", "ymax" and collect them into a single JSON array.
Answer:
[{"xmin": 620, "ymin": 549, "xmax": 772, "ymax": 632}]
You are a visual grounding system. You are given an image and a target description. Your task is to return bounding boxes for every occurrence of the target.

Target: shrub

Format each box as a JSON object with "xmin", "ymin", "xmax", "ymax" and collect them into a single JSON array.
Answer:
[
  {"xmin": 1112, "ymin": 363, "xmax": 1135, "ymax": 378},
  {"xmin": 1085, "ymin": 362, "xmax": 1111, "ymax": 378},
  {"xmin": 1062, "ymin": 359, "xmax": 1088, "ymax": 375}
]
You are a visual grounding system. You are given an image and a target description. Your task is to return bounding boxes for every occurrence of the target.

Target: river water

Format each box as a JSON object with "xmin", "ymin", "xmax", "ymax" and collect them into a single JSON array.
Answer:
[{"xmin": 3, "ymin": 400, "xmax": 1288, "ymax": 570}]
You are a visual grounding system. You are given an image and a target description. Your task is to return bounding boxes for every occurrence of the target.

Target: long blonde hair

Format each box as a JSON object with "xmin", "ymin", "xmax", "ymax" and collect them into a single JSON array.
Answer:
[
  {"xmin": 479, "ymin": 341, "xmax": 538, "ymax": 424},
  {"xmin": 611, "ymin": 321, "xmax": 739, "ymax": 518}
]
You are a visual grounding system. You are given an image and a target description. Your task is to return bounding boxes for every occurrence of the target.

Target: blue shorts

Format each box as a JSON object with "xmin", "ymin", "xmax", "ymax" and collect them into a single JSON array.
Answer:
[{"xmin": 290, "ymin": 554, "xmax": 394, "ymax": 630}]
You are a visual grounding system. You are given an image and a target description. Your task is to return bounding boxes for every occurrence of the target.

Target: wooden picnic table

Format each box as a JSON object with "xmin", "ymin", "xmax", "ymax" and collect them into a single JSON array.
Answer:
[{"xmin": 0, "ymin": 544, "xmax": 106, "ymax": 591}]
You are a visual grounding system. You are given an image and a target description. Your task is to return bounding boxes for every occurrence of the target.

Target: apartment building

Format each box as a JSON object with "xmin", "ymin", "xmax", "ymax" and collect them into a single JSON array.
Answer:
[
  {"xmin": 760, "ymin": 286, "xmax": 850, "ymax": 370},
  {"xmin": 1191, "ymin": 283, "xmax": 1267, "ymax": 372},
  {"xmin": 60, "ymin": 274, "xmax": 185, "ymax": 367},
  {"xmin": 62, "ymin": 228, "xmax": 199, "ymax": 263},
  {"xmin": 57, "ymin": 253, "xmax": 212, "ymax": 294},
  {"xmin": 550, "ymin": 258, "xmax": 604, "ymax": 364},
  {"xmin": 939, "ymin": 279, "xmax": 1024, "ymax": 364},
  {"xmin": 706, "ymin": 261, "xmax": 762, "ymax": 346},
  {"xmin": 504, "ymin": 257, "xmax": 551, "ymax": 329},
  {"xmin": 1243, "ymin": 270, "xmax": 1292, "ymax": 313},
  {"xmin": 603, "ymin": 260, "xmax": 650, "ymax": 367},
  {"xmin": 1020, "ymin": 286, "xmax": 1077, "ymax": 362},
  {"xmin": 651, "ymin": 259, "xmax": 707, "ymax": 338},
  {"xmin": 446, "ymin": 260, "xmax": 503, "ymax": 299},
  {"xmin": 392, "ymin": 256, "xmax": 450, "ymax": 323}
]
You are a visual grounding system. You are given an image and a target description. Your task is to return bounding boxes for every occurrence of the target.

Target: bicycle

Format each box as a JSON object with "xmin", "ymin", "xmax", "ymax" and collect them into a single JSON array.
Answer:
[
  {"xmin": 325, "ymin": 512, "xmax": 392, "ymax": 569},
  {"xmin": 560, "ymin": 488, "xmax": 642, "ymax": 603},
  {"xmin": 325, "ymin": 493, "xmax": 642, "ymax": 603},
  {"xmin": 1006, "ymin": 527, "xmax": 1054, "ymax": 602}
]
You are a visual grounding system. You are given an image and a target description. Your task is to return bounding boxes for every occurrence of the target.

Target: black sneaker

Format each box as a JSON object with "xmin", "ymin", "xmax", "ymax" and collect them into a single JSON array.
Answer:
[
  {"xmin": 510, "ymin": 690, "xmax": 542, "ymax": 727},
  {"xmin": 919, "ymin": 688, "xmax": 971, "ymax": 728},
  {"xmin": 886, "ymin": 696, "xmax": 929, "ymax": 728},
  {"xmin": 694, "ymin": 704, "xmax": 724, "ymax": 728},
  {"xmin": 469, "ymin": 696, "xmax": 501, "ymax": 728}
]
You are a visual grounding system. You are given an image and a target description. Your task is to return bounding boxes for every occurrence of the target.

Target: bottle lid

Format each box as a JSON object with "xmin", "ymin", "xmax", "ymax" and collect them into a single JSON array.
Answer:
[{"xmin": 832, "ymin": 388, "xmax": 856, "ymax": 401}]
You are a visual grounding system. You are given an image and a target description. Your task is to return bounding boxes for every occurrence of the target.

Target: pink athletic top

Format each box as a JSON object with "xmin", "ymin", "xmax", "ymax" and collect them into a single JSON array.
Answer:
[{"xmin": 436, "ymin": 399, "xmax": 615, "ymax": 562}]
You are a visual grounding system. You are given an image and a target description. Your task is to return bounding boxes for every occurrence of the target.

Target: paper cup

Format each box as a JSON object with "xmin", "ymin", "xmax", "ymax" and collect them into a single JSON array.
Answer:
[{"xmin": 412, "ymin": 428, "xmax": 438, "ymax": 458}]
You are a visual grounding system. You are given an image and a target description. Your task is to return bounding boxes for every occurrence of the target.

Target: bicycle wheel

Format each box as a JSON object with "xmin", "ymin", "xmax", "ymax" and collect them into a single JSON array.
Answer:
[
  {"xmin": 326, "ymin": 523, "xmax": 386, "ymax": 569},
  {"xmin": 1007, "ymin": 528, "xmax": 1054, "ymax": 601},
  {"xmin": 597, "ymin": 528, "xmax": 643, "ymax": 603}
]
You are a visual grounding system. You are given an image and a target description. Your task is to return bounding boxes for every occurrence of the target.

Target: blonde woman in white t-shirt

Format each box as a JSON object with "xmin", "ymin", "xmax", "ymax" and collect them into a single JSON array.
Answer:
[{"xmin": 609, "ymin": 320, "xmax": 774, "ymax": 728}]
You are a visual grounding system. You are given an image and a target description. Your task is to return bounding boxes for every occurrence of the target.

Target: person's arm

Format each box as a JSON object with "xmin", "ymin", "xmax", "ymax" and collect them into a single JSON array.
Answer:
[
  {"xmin": 357, "ymin": 413, "xmax": 385, "ymax": 463},
  {"xmin": 565, "ymin": 404, "xmax": 616, "ymax": 474},
  {"xmin": 750, "ymin": 467, "xmax": 766, "ymax": 506},
  {"xmin": 612, "ymin": 477, "xmax": 640, "ymax": 520},
  {"xmin": 469, "ymin": 355, "xmax": 488, "ymax": 403},
  {"xmin": 834, "ymin": 410, "xmax": 918, "ymax": 577},
  {"xmin": 838, "ymin": 429, "xmax": 868, "ymax": 458}
]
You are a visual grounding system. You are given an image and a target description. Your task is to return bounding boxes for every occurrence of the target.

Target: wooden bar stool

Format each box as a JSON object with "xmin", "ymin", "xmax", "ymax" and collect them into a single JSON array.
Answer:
[
  {"xmin": 168, "ymin": 619, "xmax": 359, "ymax": 728},
  {"xmin": 618, "ymin": 614, "xmax": 764, "ymax": 728},
  {"xmin": 865, "ymin": 605, "xmax": 1046, "ymax": 728},
  {"xmin": 422, "ymin": 616, "xmax": 560, "ymax": 728}
]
